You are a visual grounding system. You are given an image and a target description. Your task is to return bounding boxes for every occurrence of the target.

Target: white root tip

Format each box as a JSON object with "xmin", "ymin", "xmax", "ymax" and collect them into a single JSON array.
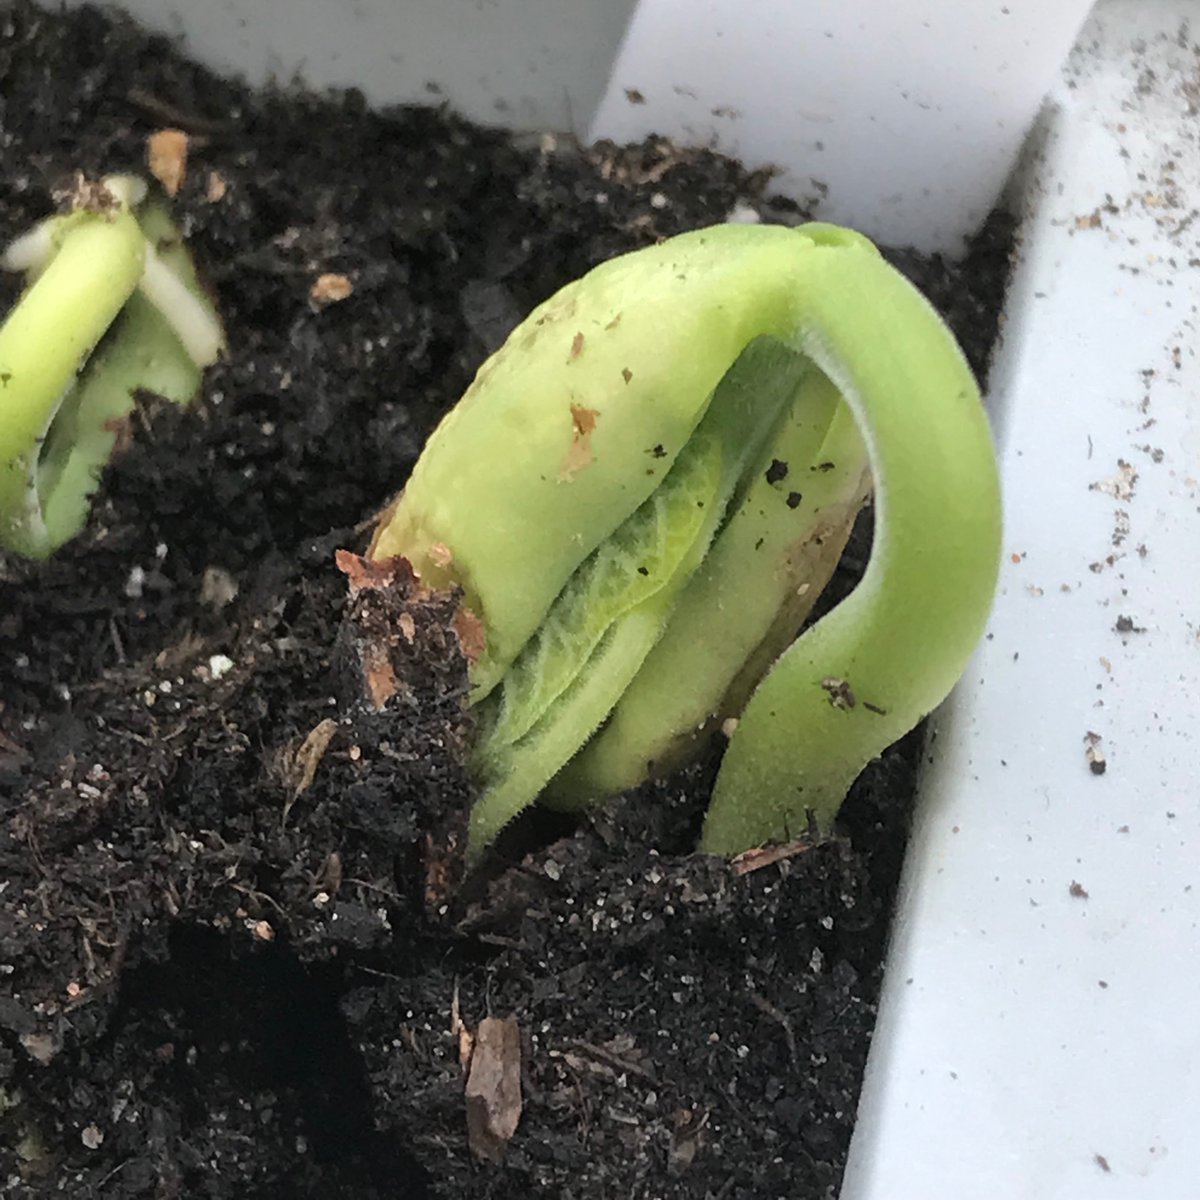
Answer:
[
  {"xmin": 2, "ymin": 176, "xmax": 148, "ymax": 277},
  {"xmin": 1, "ymin": 219, "xmax": 57, "ymax": 275},
  {"xmin": 138, "ymin": 241, "xmax": 225, "ymax": 368},
  {"xmin": 101, "ymin": 174, "xmax": 148, "ymax": 209}
]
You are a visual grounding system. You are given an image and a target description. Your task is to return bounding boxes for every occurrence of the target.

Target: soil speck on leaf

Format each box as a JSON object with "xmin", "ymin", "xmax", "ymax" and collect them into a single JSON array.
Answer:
[{"xmin": 560, "ymin": 402, "xmax": 601, "ymax": 479}]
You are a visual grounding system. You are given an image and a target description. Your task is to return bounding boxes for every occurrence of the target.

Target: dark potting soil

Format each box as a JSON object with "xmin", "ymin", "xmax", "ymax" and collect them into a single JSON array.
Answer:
[{"xmin": 0, "ymin": 4, "xmax": 1013, "ymax": 1197}]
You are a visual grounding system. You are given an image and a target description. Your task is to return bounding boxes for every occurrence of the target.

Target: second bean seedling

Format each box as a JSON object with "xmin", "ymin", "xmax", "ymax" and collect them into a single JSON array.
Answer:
[{"xmin": 0, "ymin": 174, "xmax": 222, "ymax": 558}]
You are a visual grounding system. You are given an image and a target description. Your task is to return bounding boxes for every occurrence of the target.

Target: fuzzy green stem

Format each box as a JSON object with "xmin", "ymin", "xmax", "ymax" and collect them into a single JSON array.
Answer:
[{"xmin": 699, "ymin": 234, "xmax": 1000, "ymax": 852}]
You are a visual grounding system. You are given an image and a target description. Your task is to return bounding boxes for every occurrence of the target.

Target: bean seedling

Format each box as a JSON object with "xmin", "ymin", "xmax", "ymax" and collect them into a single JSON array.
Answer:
[
  {"xmin": 0, "ymin": 174, "xmax": 222, "ymax": 558},
  {"xmin": 368, "ymin": 222, "xmax": 1001, "ymax": 859}
]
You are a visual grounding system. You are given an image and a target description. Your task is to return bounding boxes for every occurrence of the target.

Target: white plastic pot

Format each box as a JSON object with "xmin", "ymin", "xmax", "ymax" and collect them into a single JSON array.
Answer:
[
  {"xmin": 66, "ymin": 1, "xmax": 1200, "ymax": 1194},
  {"xmin": 844, "ymin": 3, "xmax": 1200, "ymax": 1196}
]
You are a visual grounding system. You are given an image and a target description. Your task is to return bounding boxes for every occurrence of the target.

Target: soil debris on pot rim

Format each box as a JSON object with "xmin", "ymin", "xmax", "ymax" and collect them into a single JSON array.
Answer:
[{"xmin": 0, "ymin": 4, "xmax": 1013, "ymax": 1197}]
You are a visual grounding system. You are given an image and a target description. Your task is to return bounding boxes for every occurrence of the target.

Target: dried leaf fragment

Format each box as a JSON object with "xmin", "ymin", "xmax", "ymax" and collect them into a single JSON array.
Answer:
[
  {"xmin": 287, "ymin": 718, "xmax": 339, "ymax": 799},
  {"xmin": 20, "ymin": 1032, "xmax": 58, "ymax": 1065},
  {"xmin": 464, "ymin": 1015, "xmax": 522, "ymax": 1161},
  {"xmin": 279, "ymin": 717, "xmax": 339, "ymax": 825},
  {"xmin": 669, "ymin": 1108, "xmax": 708, "ymax": 1176},
  {"xmin": 335, "ymin": 549, "xmax": 415, "ymax": 596},
  {"xmin": 1084, "ymin": 730, "xmax": 1107, "ymax": 776},
  {"xmin": 147, "ymin": 128, "xmax": 189, "ymax": 197},
  {"xmin": 199, "ymin": 565, "xmax": 239, "ymax": 610}
]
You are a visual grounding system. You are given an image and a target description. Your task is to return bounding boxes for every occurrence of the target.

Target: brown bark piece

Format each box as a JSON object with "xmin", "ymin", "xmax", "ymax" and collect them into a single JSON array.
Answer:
[
  {"xmin": 310, "ymin": 272, "xmax": 354, "ymax": 308},
  {"xmin": 465, "ymin": 1016, "xmax": 522, "ymax": 1162},
  {"xmin": 147, "ymin": 128, "xmax": 188, "ymax": 196}
]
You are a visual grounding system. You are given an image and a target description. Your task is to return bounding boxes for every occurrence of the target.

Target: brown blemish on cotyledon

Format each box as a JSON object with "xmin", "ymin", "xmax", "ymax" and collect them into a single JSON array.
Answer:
[{"xmin": 560, "ymin": 403, "xmax": 601, "ymax": 481}]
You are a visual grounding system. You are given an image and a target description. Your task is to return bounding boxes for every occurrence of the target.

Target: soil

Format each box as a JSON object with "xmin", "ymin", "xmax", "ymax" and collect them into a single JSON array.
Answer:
[{"xmin": 0, "ymin": 4, "xmax": 1013, "ymax": 1197}]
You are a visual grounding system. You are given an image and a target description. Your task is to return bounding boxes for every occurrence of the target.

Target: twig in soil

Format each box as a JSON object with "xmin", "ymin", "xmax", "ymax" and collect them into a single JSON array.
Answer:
[
  {"xmin": 97, "ymin": 1161, "xmax": 131, "ymax": 1189},
  {"xmin": 451, "ymin": 978, "xmax": 473, "ymax": 1068},
  {"xmin": 125, "ymin": 87, "xmax": 232, "ymax": 136},
  {"xmin": 747, "ymin": 989, "xmax": 798, "ymax": 1067},
  {"xmin": 559, "ymin": 1038, "xmax": 658, "ymax": 1084},
  {"xmin": 107, "ymin": 617, "xmax": 127, "ymax": 665},
  {"xmin": 227, "ymin": 880, "xmax": 287, "ymax": 918},
  {"xmin": 730, "ymin": 837, "xmax": 812, "ymax": 876},
  {"xmin": 352, "ymin": 964, "xmax": 405, "ymax": 983},
  {"xmin": 343, "ymin": 877, "xmax": 405, "ymax": 903},
  {"xmin": 474, "ymin": 932, "xmax": 525, "ymax": 950}
]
